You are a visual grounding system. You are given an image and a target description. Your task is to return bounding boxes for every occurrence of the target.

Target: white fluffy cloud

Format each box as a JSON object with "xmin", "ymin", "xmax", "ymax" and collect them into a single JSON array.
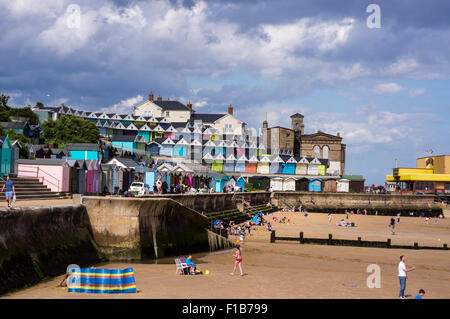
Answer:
[
  {"xmin": 100, "ymin": 94, "xmax": 144, "ymax": 114},
  {"xmin": 372, "ymin": 83, "xmax": 405, "ymax": 95}
]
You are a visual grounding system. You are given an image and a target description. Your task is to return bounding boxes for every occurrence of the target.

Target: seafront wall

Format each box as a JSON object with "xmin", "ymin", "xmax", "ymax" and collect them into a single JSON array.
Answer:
[
  {"xmin": 0, "ymin": 205, "xmax": 100, "ymax": 296},
  {"xmin": 82, "ymin": 197, "xmax": 232, "ymax": 261},
  {"xmin": 272, "ymin": 192, "xmax": 442, "ymax": 216}
]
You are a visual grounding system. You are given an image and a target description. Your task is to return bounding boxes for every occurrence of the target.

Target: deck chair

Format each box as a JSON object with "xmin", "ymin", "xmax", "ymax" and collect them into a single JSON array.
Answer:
[{"xmin": 175, "ymin": 258, "xmax": 190, "ymax": 275}]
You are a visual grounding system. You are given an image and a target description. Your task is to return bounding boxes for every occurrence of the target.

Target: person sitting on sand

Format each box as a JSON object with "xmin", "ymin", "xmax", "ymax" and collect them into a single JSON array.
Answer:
[
  {"xmin": 185, "ymin": 255, "xmax": 197, "ymax": 273},
  {"xmin": 267, "ymin": 222, "xmax": 272, "ymax": 231},
  {"xmin": 339, "ymin": 219, "xmax": 346, "ymax": 227}
]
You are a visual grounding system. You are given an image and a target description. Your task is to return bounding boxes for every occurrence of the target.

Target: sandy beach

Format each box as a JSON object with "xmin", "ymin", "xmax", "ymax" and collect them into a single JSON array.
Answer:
[{"xmin": 3, "ymin": 211, "xmax": 450, "ymax": 299}]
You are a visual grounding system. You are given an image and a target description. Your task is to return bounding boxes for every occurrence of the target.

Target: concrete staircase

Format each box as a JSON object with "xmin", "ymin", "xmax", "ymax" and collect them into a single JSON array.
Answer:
[{"xmin": 0, "ymin": 177, "xmax": 70, "ymax": 201}]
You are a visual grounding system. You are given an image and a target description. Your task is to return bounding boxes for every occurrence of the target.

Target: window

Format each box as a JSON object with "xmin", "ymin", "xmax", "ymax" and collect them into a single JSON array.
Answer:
[
  {"xmin": 165, "ymin": 111, "xmax": 170, "ymax": 117},
  {"xmin": 323, "ymin": 146, "xmax": 329, "ymax": 159},
  {"xmin": 415, "ymin": 182, "xmax": 434, "ymax": 191},
  {"xmin": 313, "ymin": 145, "xmax": 320, "ymax": 158},
  {"xmin": 224, "ymin": 124, "xmax": 233, "ymax": 133},
  {"xmin": 144, "ymin": 111, "xmax": 152, "ymax": 117}
]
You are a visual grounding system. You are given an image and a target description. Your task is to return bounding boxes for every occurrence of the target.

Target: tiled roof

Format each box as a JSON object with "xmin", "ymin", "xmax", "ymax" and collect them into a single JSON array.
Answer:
[{"xmin": 153, "ymin": 100, "xmax": 189, "ymax": 111}]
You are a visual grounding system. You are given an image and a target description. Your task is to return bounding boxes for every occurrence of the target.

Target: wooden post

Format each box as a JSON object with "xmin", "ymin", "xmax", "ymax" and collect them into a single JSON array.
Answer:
[
  {"xmin": 328, "ymin": 234, "xmax": 333, "ymax": 245},
  {"xmin": 444, "ymin": 244, "xmax": 448, "ymax": 250},
  {"xmin": 299, "ymin": 232, "xmax": 304, "ymax": 244},
  {"xmin": 414, "ymin": 242, "xmax": 419, "ymax": 249},
  {"xmin": 270, "ymin": 230, "xmax": 276, "ymax": 243},
  {"xmin": 358, "ymin": 237, "xmax": 362, "ymax": 246},
  {"xmin": 387, "ymin": 238, "xmax": 391, "ymax": 248}
]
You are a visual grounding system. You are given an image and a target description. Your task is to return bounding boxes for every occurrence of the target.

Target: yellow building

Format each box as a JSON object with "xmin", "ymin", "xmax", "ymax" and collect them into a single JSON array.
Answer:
[{"xmin": 386, "ymin": 155, "xmax": 450, "ymax": 193}]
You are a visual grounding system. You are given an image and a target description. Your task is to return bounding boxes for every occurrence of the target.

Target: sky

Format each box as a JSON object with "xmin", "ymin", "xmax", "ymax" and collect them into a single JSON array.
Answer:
[{"xmin": 1, "ymin": 0, "xmax": 449, "ymax": 185}]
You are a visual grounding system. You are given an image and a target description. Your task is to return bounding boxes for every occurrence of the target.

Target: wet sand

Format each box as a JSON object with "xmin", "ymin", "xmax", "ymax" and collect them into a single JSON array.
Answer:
[{"xmin": 3, "ymin": 212, "xmax": 450, "ymax": 299}]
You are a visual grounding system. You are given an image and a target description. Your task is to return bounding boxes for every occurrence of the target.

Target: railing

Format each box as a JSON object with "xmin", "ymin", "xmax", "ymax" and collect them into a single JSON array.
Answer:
[{"xmin": 17, "ymin": 166, "xmax": 60, "ymax": 191}]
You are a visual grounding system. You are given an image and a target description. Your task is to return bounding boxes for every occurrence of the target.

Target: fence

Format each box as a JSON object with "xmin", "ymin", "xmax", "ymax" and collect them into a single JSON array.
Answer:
[{"xmin": 270, "ymin": 231, "xmax": 448, "ymax": 251}]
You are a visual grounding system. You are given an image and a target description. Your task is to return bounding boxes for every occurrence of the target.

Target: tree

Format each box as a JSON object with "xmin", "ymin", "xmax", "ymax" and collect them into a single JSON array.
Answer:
[
  {"xmin": 0, "ymin": 93, "xmax": 10, "ymax": 111},
  {"xmin": 6, "ymin": 129, "xmax": 30, "ymax": 159},
  {"xmin": 9, "ymin": 105, "xmax": 39, "ymax": 125},
  {"xmin": 41, "ymin": 115, "xmax": 99, "ymax": 147}
]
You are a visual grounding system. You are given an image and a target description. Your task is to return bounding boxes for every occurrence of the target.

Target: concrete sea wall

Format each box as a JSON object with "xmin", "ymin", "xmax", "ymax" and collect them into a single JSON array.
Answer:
[
  {"xmin": 272, "ymin": 192, "xmax": 442, "ymax": 216},
  {"xmin": 82, "ymin": 197, "xmax": 233, "ymax": 261},
  {"xmin": 0, "ymin": 205, "xmax": 100, "ymax": 296}
]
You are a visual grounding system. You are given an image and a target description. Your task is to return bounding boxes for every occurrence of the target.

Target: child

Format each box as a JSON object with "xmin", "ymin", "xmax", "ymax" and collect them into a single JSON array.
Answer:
[
  {"xmin": 230, "ymin": 245, "xmax": 244, "ymax": 276},
  {"xmin": 414, "ymin": 289, "xmax": 425, "ymax": 299}
]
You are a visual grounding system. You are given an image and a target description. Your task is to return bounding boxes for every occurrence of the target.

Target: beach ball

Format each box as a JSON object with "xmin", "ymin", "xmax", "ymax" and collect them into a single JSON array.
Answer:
[
  {"xmin": 236, "ymin": 239, "xmax": 240, "ymax": 243},
  {"xmin": 205, "ymin": 270, "xmax": 210, "ymax": 275}
]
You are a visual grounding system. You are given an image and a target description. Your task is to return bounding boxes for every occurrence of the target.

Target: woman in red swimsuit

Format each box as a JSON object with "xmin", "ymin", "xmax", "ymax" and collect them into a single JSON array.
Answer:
[{"xmin": 230, "ymin": 245, "xmax": 244, "ymax": 276}]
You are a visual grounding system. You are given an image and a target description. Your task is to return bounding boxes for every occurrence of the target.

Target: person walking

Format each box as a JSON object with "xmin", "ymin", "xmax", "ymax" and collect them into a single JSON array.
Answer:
[
  {"xmin": 398, "ymin": 255, "xmax": 416, "ymax": 299},
  {"xmin": 1, "ymin": 175, "xmax": 15, "ymax": 208},
  {"xmin": 389, "ymin": 217, "xmax": 396, "ymax": 235},
  {"xmin": 230, "ymin": 245, "xmax": 244, "ymax": 276},
  {"xmin": 328, "ymin": 213, "xmax": 332, "ymax": 224},
  {"xmin": 397, "ymin": 213, "xmax": 401, "ymax": 223}
]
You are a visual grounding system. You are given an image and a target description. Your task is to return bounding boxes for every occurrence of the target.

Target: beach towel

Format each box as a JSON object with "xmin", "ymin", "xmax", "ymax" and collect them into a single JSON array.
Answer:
[{"xmin": 68, "ymin": 268, "xmax": 137, "ymax": 294}]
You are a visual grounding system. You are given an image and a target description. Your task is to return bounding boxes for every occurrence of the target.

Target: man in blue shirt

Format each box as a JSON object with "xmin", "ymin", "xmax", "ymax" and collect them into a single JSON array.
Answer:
[
  {"xmin": 414, "ymin": 289, "xmax": 425, "ymax": 299},
  {"xmin": 1, "ymin": 175, "xmax": 16, "ymax": 208}
]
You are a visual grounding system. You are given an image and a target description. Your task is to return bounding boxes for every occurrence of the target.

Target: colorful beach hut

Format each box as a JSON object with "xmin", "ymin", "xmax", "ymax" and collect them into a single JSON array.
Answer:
[{"xmin": 308, "ymin": 178, "xmax": 322, "ymax": 192}]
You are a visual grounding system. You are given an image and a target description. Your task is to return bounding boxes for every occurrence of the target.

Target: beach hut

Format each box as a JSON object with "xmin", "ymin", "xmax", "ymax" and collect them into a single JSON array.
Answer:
[
  {"xmin": 318, "ymin": 159, "xmax": 328, "ymax": 176},
  {"xmin": 235, "ymin": 176, "xmax": 246, "ymax": 192},
  {"xmin": 337, "ymin": 178, "xmax": 350, "ymax": 193},
  {"xmin": 224, "ymin": 154, "xmax": 236, "ymax": 172},
  {"xmin": 270, "ymin": 177, "xmax": 284, "ymax": 191},
  {"xmin": 211, "ymin": 154, "xmax": 225, "ymax": 172},
  {"xmin": 295, "ymin": 157, "xmax": 309, "ymax": 175},
  {"xmin": 173, "ymin": 138, "xmax": 189, "ymax": 157},
  {"xmin": 295, "ymin": 177, "xmax": 309, "ymax": 191},
  {"xmin": 147, "ymin": 141, "xmax": 161, "ymax": 156},
  {"xmin": 282, "ymin": 156, "xmax": 297, "ymax": 175},
  {"xmin": 257, "ymin": 156, "xmax": 270, "ymax": 174},
  {"xmin": 0, "ymin": 136, "xmax": 20, "ymax": 177},
  {"xmin": 77, "ymin": 161, "xmax": 87, "ymax": 194},
  {"xmin": 308, "ymin": 178, "xmax": 322, "ymax": 192},
  {"xmin": 17, "ymin": 158, "xmax": 70, "ymax": 192},
  {"xmin": 67, "ymin": 160, "xmax": 80, "ymax": 193},
  {"xmin": 101, "ymin": 164, "xmax": 114, "ymax": 194},
  {"xmin": 145, "ymin": 170, "xmax": 157, "ymax": 191},
  {"xmin": 65, "ymin": 143, "xmax": 101, "ymax": 161},
  {"xmin": 160, "ymin": 138, "xmax": 175, "ymax": 156},
  {"xmin": 307, "ymin": 158, "xmax": 321, "ymax": 175},
  {"xmin": 245, "ymin": 156, "xmax": 258, "ymax": 173},
  {"xmin": 282, "ymin": 177, "xmax": 296, "ymax": 191},
  {"xmin": 323, "ymin": 179, "xmax": 337, "ymax": 193},
  {"xmin": 269, "ymin": 155, "xmax": 284, "ymax": 174},
  {"xmin": 234, "ymin": 155, "xmax": 247, "ymax": 173}
]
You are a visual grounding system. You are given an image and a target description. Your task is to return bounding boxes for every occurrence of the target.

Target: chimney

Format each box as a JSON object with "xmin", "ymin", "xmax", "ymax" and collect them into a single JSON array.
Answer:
[
  {"xmin": 148, "ymin": 91, "xmax": 154, "ymax": 101},
  {"xmin": 228, "ymin": 104, "xmax": 233, "ymax": 115},
  {"xmin": 167, "ymin": 97, "xmax": 170, "ymax": 101},
  {"xmin": 187, "ymin": 101, "xmax": 192, "ymax": 111},
  {"xmin": 337, "ymin": 132, "xmax": 341, "ymax": 137},
  {"xmin": 157, "ymin": 94, "xmax": 162, "ymax": 101}
]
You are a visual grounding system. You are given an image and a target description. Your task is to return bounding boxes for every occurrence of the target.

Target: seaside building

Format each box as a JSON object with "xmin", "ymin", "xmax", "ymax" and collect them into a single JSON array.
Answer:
[{"xmin": 386, "ymin": 155, "xmax": 450, "ymax": 194}]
